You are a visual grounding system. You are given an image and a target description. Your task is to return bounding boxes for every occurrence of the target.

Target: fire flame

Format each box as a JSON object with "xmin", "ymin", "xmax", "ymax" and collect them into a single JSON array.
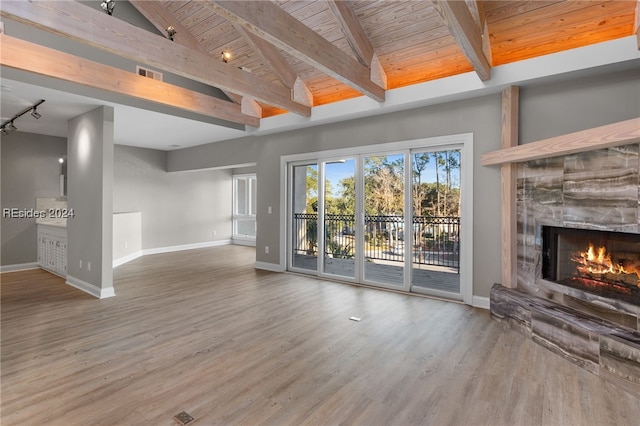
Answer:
[{"xmin": 573, "ymin": 244, "xmax": 627, "ymax": 275}]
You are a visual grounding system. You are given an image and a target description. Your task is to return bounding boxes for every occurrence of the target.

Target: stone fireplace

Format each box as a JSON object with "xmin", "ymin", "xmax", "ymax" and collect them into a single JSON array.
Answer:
[
  {"xmin": 491, "ymin": 143, "xmax": 640, "ymax": 396},
  {"xmin": 516, "ymin": 144, "xmax": 640, "ymax": 328}
]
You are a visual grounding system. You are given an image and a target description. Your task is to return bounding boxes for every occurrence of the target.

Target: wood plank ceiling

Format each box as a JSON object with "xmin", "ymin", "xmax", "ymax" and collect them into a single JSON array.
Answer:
[
  {"xmin": 157, "ymin": 0, "xmax": 637, "ymax": 117},
  {"xmin": 2, "ymin": 0, "xmax": 637, "ymax": 125}
]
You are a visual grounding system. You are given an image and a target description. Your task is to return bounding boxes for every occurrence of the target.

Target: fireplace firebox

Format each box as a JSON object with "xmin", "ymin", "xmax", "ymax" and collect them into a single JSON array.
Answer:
[{"xmin": 542, "ymin": 226, "xmax": 640, "ymax": 306}]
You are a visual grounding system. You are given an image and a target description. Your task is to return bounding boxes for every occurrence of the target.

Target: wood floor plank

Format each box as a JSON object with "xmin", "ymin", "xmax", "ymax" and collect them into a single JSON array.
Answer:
[{"xmin": 2, "ymin": 245, "xmax": 639, "ymax": 425}]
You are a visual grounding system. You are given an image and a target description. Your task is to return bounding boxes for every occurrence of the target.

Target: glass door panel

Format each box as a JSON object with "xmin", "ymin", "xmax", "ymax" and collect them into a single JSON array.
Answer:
[
  {"xmin": 363, "ymin": 153, "xmax": 405, "ymax": 287},
  {"xmin": 291, "ymin": 163, "xmax": 318, "ymax": 272},
  {"xmin": 411, "ymin": 150, "xmax": 461, "ymax": 296},
  {"xmin": 322, "ymin": 159, "xmax": 356, "ymax": 279}
]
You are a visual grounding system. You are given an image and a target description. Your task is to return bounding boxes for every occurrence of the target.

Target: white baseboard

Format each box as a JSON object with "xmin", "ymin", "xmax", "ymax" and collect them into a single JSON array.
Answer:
[
  {"xmin": 113, "ymin": 251, "xmax": 143, "ymax": 268},
  {"xmin": 472, "ymin": 295, "xmax": 490, "ymax": 310},
  {"xmin": 142, "ymin": 239, "xmax": 231, "ymax": 256},
  {"xmin": 112, "ymin": 240, "xmax": 233, "ymax": 268},
  {"xmin": 0, "ymin": 262, "xmax": 39, "ymax": 273},
  {"xmin": 254, "ymin": 261, "xmax": 284, "ymax": 272},
  {"xmin": 66, "ymin": 275, "xmax": 116, "ymax": 299},
  {"xmin": 232, "ymin": 238, "xmax": 256, "ymax": 247}
]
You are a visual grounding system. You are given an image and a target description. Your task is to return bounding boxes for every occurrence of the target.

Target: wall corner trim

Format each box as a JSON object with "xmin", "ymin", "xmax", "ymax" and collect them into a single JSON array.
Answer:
[{"xmin": 66, "ymin": 275, "xmax": 115, "ymax": 299}]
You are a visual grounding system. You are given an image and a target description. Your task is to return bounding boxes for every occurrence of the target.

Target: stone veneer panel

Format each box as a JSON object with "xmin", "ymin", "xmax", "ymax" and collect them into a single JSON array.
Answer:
[
  {"xmin": 516, "ymin": 157, "xmax": 564, "ymax": 292},
  {"xmin": 600, "ymin": 334, "xmax": 640, "ymax": 385},
  {"xmin": 564, "ymin": 146, "xmax": 639, "ymax": 232},
  {"xmin": 531, "ymin": 309, "xmax": 600, "ymax": 374}
]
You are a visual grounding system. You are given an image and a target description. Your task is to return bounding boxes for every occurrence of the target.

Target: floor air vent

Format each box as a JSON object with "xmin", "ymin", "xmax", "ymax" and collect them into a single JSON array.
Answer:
[{"xmin": 173, "ymin": 411, "xmax": 194, "ymax": 425}]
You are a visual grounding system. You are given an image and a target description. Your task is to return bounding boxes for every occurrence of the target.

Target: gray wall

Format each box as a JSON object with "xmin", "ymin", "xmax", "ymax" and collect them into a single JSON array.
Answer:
[
  {"xmin": 67, "ymin": 106, "xmax": 114, "ymax": 291},
  {"xmin": 114, "ymin": 145, "xmax": 233, "ymax": 250},
  {"xmin": 1, "ymin": 132, "xmax": 67, "ymax": 266},
  {"xmin": 519, "ymin": 68, "xmax": 640, "ymax": 144},
  {"xmin": 168, "ymin": 67, "xmax": 640, "ymax": 299},
  {"xmin": 169, "ymin": 94, "xmax": 504, "ymax": 298}
]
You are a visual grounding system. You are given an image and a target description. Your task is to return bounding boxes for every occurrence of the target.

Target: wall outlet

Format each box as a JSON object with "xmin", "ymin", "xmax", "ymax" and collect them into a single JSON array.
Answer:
[
  {"xmin": 213, "ymin": 230, "xmax": 217, "ymax": 237},
  {"xmin": 87, "ymin": 261, "xmax": 91, "ymax": 272},
  {"xmin": 79, "ymin": 259, "xmax": 82, "ymax": 269},
  {"xmin": 124, "ymin": 241, "xmax": 128, "ymax": 249},
  {"xmin": 268, "ymin": 206, "xmax": 272, "ymax": 214},
  {"xmin": 265, "ymin": 246, "xmax": 269, "ymax": 254}
]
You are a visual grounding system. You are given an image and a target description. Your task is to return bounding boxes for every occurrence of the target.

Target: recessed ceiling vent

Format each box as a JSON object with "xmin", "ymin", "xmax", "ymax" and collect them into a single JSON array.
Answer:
[{"xmin": 136, "ymin": 66, "xmax": 163, "ymax": 82}]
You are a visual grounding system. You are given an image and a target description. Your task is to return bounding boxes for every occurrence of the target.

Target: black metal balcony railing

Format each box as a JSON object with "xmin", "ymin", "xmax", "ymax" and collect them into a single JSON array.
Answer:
[{"xmin": 292, "ymin": 213, "xmax": 460, "ymax": 272}]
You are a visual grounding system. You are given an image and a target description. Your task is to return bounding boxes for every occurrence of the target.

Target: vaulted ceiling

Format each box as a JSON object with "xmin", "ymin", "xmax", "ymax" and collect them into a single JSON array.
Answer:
[{"xmin": 1, "ymin": 1, "xmax": 638, "ymax": 134}]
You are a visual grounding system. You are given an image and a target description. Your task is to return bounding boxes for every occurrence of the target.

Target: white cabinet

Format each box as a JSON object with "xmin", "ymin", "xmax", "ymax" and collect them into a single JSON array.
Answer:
[{"xmin": 38, "ymin": 225, "xmax": 67, "ymax": 277}]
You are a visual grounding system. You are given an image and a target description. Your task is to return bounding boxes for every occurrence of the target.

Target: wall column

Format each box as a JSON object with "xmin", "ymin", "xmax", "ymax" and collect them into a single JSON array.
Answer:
[{"xmin": 66, "ymin": 106, "xmax": 114, "ymax": 298}]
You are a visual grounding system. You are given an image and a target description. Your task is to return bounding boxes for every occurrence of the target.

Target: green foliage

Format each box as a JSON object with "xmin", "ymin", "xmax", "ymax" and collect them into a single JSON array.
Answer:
[
  {"xmin": 325, "ymin": 239, "xmax": 354, "ymax": 259},
  {"xmin": 364, "ymin": 155, "xmax": 404, "ymax": 216}
]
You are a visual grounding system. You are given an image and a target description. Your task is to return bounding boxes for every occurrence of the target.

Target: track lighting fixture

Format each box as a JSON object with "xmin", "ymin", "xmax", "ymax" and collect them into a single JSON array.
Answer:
[
  {"xmin": 0, "ymin": 99, "xmax": 45, "ymax": 135},
  {"xmin": 166, "ymin": 26, "xmax": 176, "ymax": 41},
  {"xmin": 100, "ymin": 0, "xmax": 115, "ymax": 15},
  {"xmin": 221, "ymin": 51, "xmax": 231, "ymax": 63}
]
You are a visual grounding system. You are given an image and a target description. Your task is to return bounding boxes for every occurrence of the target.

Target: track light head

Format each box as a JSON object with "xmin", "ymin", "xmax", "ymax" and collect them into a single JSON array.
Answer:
[
  {"xmin": 1, "ymin": 100, "xmax": 45, "ymax": 134},
  {"xmin": 166, "ymin": 26, "xmax": 177, "ymax": 41},
  {"xmin": 100, "ymin": 0, "xmax": 115, "ymax": 15}
]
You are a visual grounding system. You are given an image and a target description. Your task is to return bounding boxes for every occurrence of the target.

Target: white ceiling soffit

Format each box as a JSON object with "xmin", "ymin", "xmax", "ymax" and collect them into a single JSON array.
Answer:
[{"xmin": 0, "ymin": 78, "xmax": 247, "ymax": 150}]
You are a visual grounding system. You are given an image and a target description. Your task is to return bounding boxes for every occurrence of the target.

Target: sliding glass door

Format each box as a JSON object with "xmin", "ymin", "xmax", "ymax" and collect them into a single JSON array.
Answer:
[
  {"xmin": 287, "ymin": 138, "xmax": 469, "ymax": 302},
  {"xmin": 291, "ymin": 163, "xmax": 318, "ymax": 272},
  {"xmin": 321, "ymin": 158, "xmax": 356, "ymax": 279},
  {"xmin": 410, "ymin": 149, "xmax": 461, "ymax": 297},
  {"xmin": 363, "ymin": 153, "xmax": 407, "ymax": 289}
]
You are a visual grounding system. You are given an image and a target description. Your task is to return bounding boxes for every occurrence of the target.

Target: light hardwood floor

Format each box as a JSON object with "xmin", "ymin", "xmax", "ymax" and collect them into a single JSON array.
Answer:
[{"xmin": 2, "ymin": 245, "xmax": 639, "ymax": 425}]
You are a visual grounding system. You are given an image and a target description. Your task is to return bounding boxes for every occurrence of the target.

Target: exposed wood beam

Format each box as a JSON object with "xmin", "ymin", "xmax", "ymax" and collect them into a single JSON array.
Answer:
[
  {"xmin": 0, "ymin": 34, "xmax": 258, "ymax": 127},
  {"xmin": 326, "ymin": 0, "xmax": 373, "ymax": 67},
  {"xmin": 241, "ymin": 96, "xmax": 262, "ymax": 119},
  {"xmin": 235, "ymin": 25, "xmax": 296, "ymax": 88},
  {"xmin": 481, "ymin": 118, "xmax": 640, "ymax": 166},
  {"xmin": 0, "ymin": 0, "xmax": 310, "ymax": 116},
  {"xmin": 465, "ymin": 0, "xmax": 492, "ymax": 65},
  {"xmin": 207, "ymin": 0, "xmax": 385, "ymax": 102},
  {"xmin": 292, "ymin": 77, "xmax": 313, "ymax": 108},
  {"xmin": 370, "ymin": 54, "xmax": 388, "ymax": 90},
  {"xmin": 326, "ymin": 0, "xmax": 387, "ymax": 89},
  {"xmin": 129, "ymin": 0, "xmax": 254, "ymax": 109},
  {"xmin": 129, "ymin": 0, "xmax": 203, "ymax": 51},
  {"xmin": 431, "ymin": 0, "xmax": 491, "ymax": 81},
  {"xmin": 500, "ymin": 86, "xmax": 519, "ymax": 289},
  {"xmin": 234, "ymin": 25, "xmax": 313, "ymax": 107}
]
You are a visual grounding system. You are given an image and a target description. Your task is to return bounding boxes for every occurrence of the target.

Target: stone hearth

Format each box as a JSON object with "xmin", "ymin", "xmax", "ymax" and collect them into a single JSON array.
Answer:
[{"xmin": 491, "ymin": 284, "xmax": 640, "ymax": 397}]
